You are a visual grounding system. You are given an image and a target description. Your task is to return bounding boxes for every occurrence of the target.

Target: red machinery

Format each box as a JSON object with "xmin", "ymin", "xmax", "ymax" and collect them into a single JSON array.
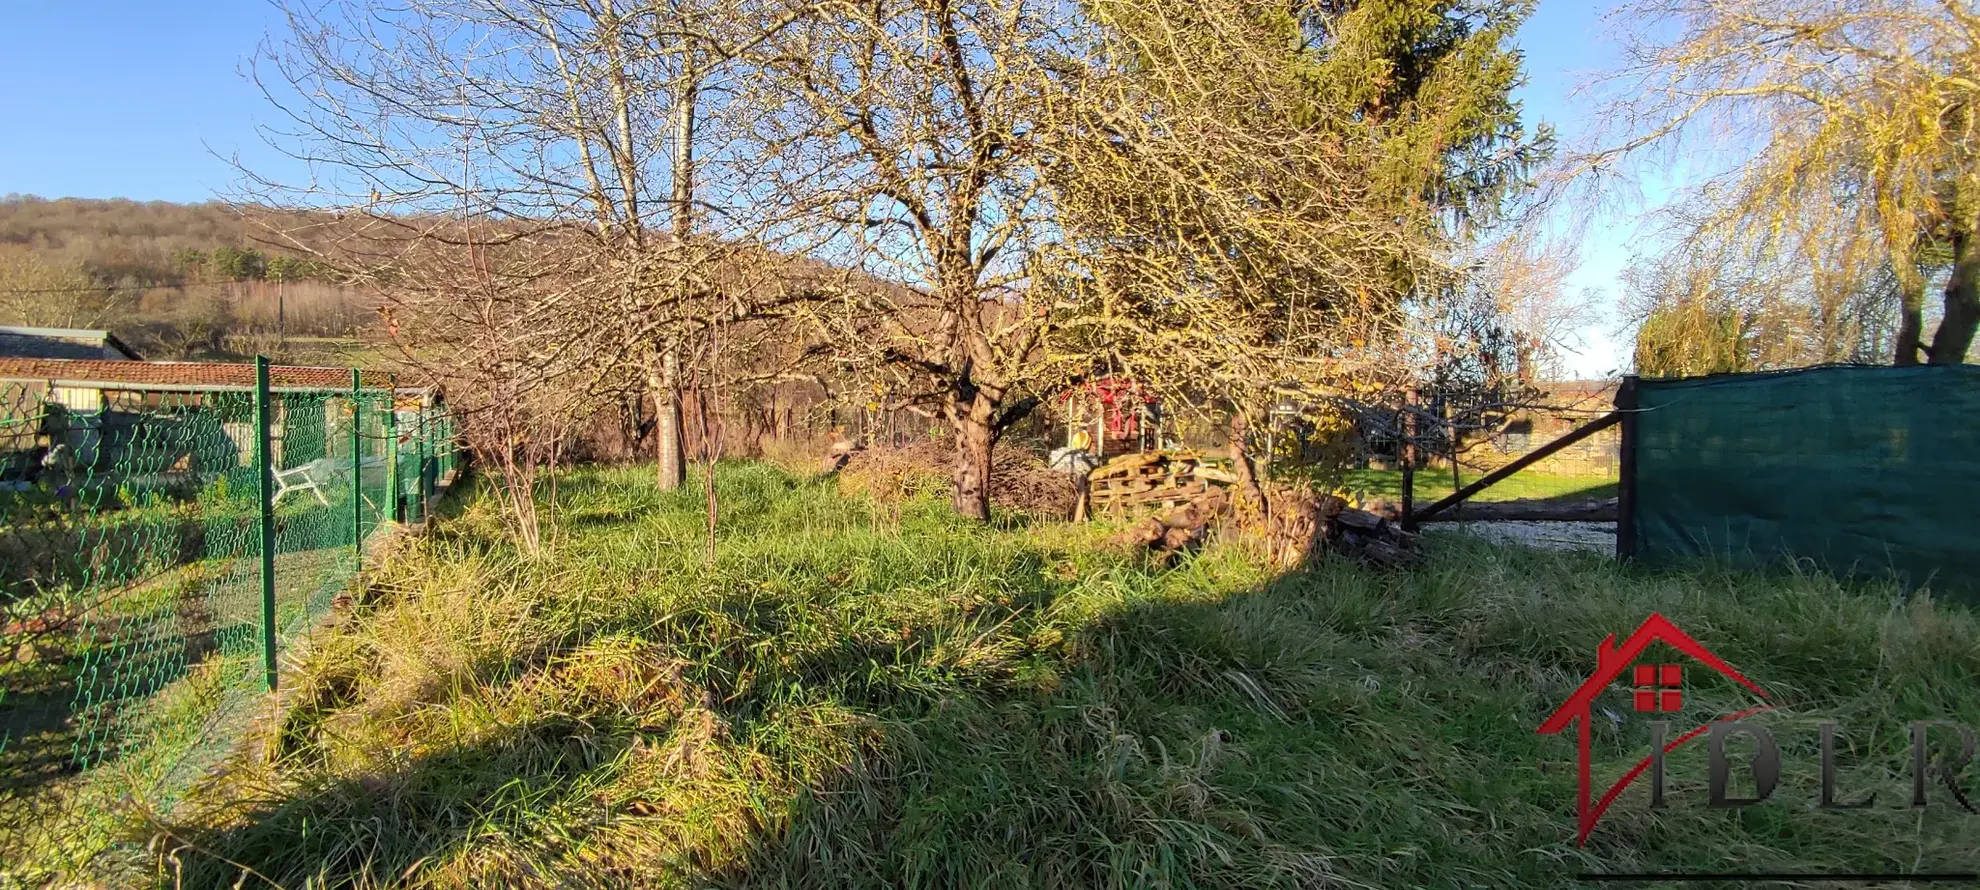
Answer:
[{"xmin": 1059, "ymin": 377, "xmax": 1159, "ymax": 454}]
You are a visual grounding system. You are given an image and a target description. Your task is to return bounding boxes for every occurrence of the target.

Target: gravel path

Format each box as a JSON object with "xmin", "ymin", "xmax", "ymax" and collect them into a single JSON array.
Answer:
[{"xmin": 1435, "ymin": 520, "xmax": 1616, "ymax": 555}]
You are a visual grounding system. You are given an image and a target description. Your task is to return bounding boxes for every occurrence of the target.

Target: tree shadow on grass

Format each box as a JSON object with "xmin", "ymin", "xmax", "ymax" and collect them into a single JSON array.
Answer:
[
  {"xmin": 137, "ymin": 541, "xmax": 1363, "ymax": 888},
  {"xmin": 148, "ymin": 714, "xmax": 632, "ymax": 889},
  {"xmin": 695, "ymin": 551, "xmax": 1429, "ymax": 888},
  {"xmin": 702, "ymin": 542, "xmax": 1980, "ymax": 888},
  {"xmin": 2, "ymin": 572, "xmax": 238, "ymax": 812},
  {"xmin": 140, "ymin": 518, "xmax": 1963, "ymax": 889}
]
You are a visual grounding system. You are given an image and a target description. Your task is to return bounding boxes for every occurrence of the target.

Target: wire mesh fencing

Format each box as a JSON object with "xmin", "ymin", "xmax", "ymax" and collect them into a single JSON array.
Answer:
[
  {"xmin": 0, "ymin": 357, "xmax": 459, "ymax": 881},
  {"xmin": 1355, "ymin": 381, "xmax": 1622, "ymax": 525}
]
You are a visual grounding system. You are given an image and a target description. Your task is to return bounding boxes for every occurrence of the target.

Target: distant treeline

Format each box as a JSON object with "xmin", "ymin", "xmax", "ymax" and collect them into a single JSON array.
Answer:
[
  {"xmin": 169, "ymin": 246, "xmax": 326, "ymax": 284},
  {"xmin": 0, "ymin": 195, "xmax": 333, "ymax": 288}
]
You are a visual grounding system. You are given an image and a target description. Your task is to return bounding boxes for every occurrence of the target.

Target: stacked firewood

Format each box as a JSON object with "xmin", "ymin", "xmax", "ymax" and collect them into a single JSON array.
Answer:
[
  {"xmin": 1320, "ymin": 497, "xmax": 1422, "ymax": 568},
  {"xmin": 1113, "ymin": 487, "xmax": 1231, "ymax": 565},
  {"xmin": 1113, "ymin": 483, "xmax": 1421, "ymax": 569}
]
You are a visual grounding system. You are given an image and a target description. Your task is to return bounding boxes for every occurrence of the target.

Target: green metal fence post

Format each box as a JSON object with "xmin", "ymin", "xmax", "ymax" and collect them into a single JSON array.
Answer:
[
  {"xmin": 254, "ymin": 356, "xmax": 279, "ymax": 692},
  {"xmin": 350, "ymin": 369, "xmax": 364, "ymax": 567},
  {"xmin": 417, "ymin": 398, "xmax": 430, "ymax": 521},
  {"xmin": 438, "ymin": 410, "xmax": 452, "ymax": 481},
  {"xmin": 385, "ymin": 374, "xmax": 400, "ymax": 523}
]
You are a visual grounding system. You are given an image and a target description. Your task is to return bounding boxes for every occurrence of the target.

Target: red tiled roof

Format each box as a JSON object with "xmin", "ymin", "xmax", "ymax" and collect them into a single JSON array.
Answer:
[{"xmin": 0, "ymin": 357, "xmax": 403, "ymax": 391}]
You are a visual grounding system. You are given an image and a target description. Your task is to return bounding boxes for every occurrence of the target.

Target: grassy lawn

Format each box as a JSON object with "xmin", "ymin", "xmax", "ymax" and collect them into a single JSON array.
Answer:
[
  {"xmin": 138, "ymin": 462, "xmax": 1980, "ymax": 889},
  {"xmin": 1337, "ymin": 468, "xmax": 1619, "ymax": 505}
]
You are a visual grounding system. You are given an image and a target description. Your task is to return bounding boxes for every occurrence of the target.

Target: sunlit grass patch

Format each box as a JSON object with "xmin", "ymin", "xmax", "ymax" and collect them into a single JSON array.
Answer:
[{"xmin": 148, "ymin": 462, "xmax": 1980, "ymax": 889}]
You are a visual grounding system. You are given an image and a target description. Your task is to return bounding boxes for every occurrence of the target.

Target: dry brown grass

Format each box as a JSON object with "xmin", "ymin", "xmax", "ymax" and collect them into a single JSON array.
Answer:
[{"xmin": 833, "ymin": 441, "xmax": 1078, "ymax": 517}]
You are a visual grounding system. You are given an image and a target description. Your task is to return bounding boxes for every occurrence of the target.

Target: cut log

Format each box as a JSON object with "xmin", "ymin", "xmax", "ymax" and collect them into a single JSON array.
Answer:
[
  {"xmin": 1335, "ymin": 508, "xmax": 1383, "ymax": 531},
  {"xmin": 1193, "ymin": 466, "xmax": 1240, "ymax": 484},
  {"xmin": 1315, "ymin": 500, "xmax": 1419, "ymax": 568},
  {"xmin": 1091, "ymin": 451, "xmax": 1165, "ymax": 479}
]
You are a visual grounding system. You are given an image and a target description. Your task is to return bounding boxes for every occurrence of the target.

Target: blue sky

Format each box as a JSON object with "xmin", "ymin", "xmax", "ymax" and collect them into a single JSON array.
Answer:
[
  {"xmin": 0, "ymin": 0, "xmax": 294, "ymax": 202},
  {"xmin": 1510, "ymin": 1, "xmax": 1651, "ymax": 379},
  {"xmin": 0, "ymin": 0, "xmax": 1652, "ymax": 378}
]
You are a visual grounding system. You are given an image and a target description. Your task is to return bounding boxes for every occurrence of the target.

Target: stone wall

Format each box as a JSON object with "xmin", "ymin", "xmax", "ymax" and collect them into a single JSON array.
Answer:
[{"xmin": 1460, "ymin": 380, "xmax": 1619, "ymax": 478}]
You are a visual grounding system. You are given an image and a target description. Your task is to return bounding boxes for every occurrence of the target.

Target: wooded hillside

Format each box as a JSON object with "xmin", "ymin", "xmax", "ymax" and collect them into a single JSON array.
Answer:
[{"xmin": 0, "ymin": 195, "xmax": 374, "ymax": 364}]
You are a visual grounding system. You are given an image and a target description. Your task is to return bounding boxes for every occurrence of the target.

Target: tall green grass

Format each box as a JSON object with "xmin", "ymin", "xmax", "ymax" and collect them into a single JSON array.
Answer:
[{"xmin": 148, "ymin": 462, "xmax": 1980, "ymax": 888}]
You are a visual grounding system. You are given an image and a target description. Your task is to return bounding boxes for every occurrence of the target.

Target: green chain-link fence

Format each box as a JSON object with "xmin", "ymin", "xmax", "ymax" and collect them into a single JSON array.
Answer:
[{"xmin": 0, "ymin": 356, "xmax": 459, "ymax": 881}]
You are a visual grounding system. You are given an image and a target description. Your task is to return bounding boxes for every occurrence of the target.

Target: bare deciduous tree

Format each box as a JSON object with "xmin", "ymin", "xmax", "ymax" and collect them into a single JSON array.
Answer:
[
  {"xmin": 244, "ymin": 0, "xmax": 816, "ymax": 541},
  {"xmin": 1038, "ymin": 0, "xmax": 1545, "ymax": 502},
  {"xmin": 0, "ymin": 254, "xmax": 121, "ymax": 329},
  {"xmin": 746, "ymin": 0, "xmax": 1072, "ymax": 520},
  {"xmin": 370, "ymin": 229, "xmax": 608, "ymax": 553},
  {"xmin": 243, "ymin": 0, "xmax": 1557, "ymax": 533}
]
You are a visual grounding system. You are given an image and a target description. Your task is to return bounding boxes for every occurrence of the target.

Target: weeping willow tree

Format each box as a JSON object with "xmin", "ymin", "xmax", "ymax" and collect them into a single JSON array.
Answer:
[
  {"xmin": 1625, "ymin": 199, "xmax": 1913, "ymax": 376},
  {"xmin": 1592, "ymin": 0, "xmax": 1980, "ymax": 366},
  {"xmin": 1634, "ymin": 300, "xmax": 1751, "ymax": 378}
]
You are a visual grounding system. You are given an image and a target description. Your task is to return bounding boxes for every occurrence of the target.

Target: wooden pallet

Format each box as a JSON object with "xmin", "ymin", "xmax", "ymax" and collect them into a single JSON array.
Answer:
[{"xmin": 1088, "ymin": 451, "xmax": 1238, "ymax": 515}]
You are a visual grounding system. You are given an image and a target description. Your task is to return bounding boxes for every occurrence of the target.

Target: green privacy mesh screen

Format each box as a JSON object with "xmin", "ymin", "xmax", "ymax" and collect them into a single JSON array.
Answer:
[
  {"xmin": 1632, "ymin": 364, "xmax": 1980, "ymax": 601},
  {"xmin": 0, "ymin": 368, "xmax": 459, "ymax": 880}
]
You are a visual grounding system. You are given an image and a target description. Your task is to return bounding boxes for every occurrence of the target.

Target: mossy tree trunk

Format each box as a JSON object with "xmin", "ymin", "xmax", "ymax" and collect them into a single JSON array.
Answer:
[{"xmin": 1930, "ymin": 216, "xmax": 1980, "ymax": 365}]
